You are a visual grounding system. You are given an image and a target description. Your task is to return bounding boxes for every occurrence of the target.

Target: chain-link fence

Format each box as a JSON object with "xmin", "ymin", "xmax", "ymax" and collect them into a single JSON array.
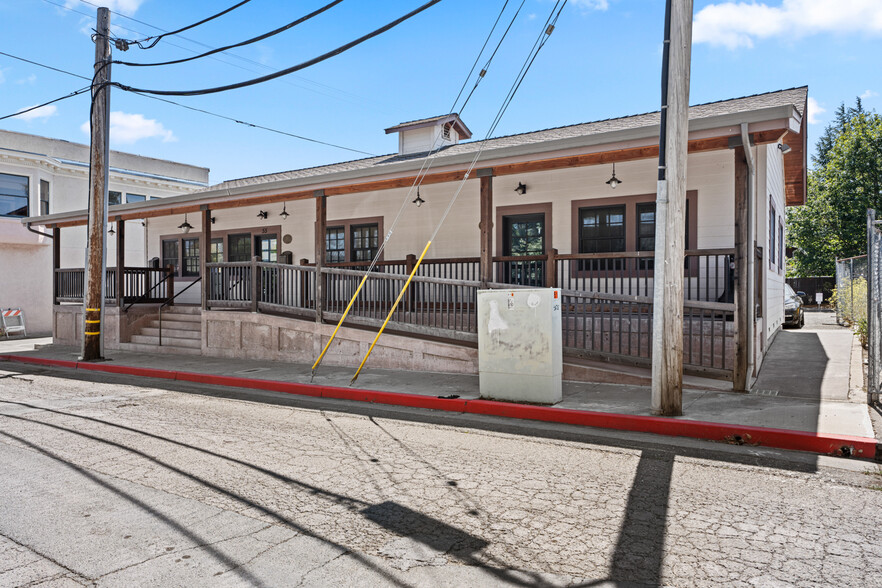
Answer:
[
  {"xmin": 867, "ymin": 209, "xmax": 881, "ymax": 404},
  {"xmin": 834, "ymin": 255, "xmax": 868, "ymax": 326}
]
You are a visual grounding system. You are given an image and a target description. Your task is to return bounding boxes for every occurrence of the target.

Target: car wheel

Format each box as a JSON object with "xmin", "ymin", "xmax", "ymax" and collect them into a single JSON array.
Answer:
[{"xmin": 797, "ymin": 312, "xmax": 805, "ymax": 329}]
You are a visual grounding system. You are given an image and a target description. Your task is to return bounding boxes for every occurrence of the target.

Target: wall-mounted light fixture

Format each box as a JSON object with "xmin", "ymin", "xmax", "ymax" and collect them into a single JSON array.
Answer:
[
  {"xmin": 178, "ymin": 214, "xmax": 193, "ymax": 233},
  {"xmin": 514, "ymin": 182, "xmax": 527, "ymax": 195},
  {"xmin": 257, "ymin": 210, "xmax": 268, "ymax": 220},
  {"xmin": 108, "ymin": 222, "xmax": 116, "ymax": 236},
  {"xmin": 606, "ymin": 163, "xmax": 622, "ymax": 189},
  {"xmin": 210, "ymin": 216, "xmax": 216, "ymax": 224},
  {"xmin": 280, "ymin": 203, "xmax": 290, "ymax": 219},
  {"xmin": 778, "ymin": 143, "xmax": 792, "ymax": 154},
  {"xmin": 412, "ymin": 188, "xmax": 425, "ymax": 207}
]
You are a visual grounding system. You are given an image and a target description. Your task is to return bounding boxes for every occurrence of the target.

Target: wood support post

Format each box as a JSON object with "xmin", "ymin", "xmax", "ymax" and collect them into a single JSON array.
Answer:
[
  {"xmin": 733, "ymin": 146, "xmax": 750, "ymax": 392},
  {"xmin": 651, "ymin": 0, "xmax": 692, "ymax": 416},
  {"xmin": 115, "ymin": 216, "xmax": 124, "ymax": 307},
  {"xmin": 52, "ymin": 227, "xmax": 60, "ymax": 306},
  {"xmin": 546, "ymin": 248, "xmax": 558, "ymax": 288},
  {"xmin": 478, "ymin": 169, "xmax": 494, "ymax": 286},
  {"xmin": 314, "ymin": 190, "xmax": 326, "ymax": 323},
  {"xmin": 81, "ymin": 6, "xmax": 111, "ymax": 361},
  {"xmin": 201, "ymin": 206, "xmax": 211, "ymax": 310},
  {"xmin": 251, "ymin": 256, "xmax": 260, "ymax": 313}
]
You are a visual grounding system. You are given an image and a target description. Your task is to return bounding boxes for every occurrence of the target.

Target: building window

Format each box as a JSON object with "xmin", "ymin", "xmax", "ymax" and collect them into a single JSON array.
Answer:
[
  {"xmin": 209, "ymin": 237, "xmax": 224, "ymax": 263},
  {"xmin": 228, "ymin": 233, "xmax": 251, "ymax": 262},
  {"xmin": 256, "ymin": 233, "xmax": 278, "ymax": 263},
  {"xmin": 636, "ymin": 203, "xmax": 656, "ymax": 252},
  {"xmin": 182, "ymin": 238, "xmax": 200, "ymax": 276},
  {"xmin": 162, "ymin": 239, "xmax": 179, "ymax": 275},
  {"xmin": 40, "ymin": 180, "xmax": 50, "ymax": 215},
  {"xmin": 769, "ymin": 197, "xmax": 776, "ymax": 269},
  {"xmin": 0, "ymin": 173, "xmax": 29, "ymax": 217},
  {"xmin": 126, "ymin": 193, "xmax": 146, "ymax": 203},
  {"xmin": 326, "ymin": 227, "xmax": 345, "ymax": 263},
  {"xmin": 579, "ymin": 205, "xmax": 626, "ymax": 254},
  {"xmin": 109, "ymin": 191, "xmax": 122, "ymax": 206},
  {"xmin": 778, "ymin": 218, "xmax": 784, "ymax": 271},
  {"xmin": 351, "ymin": 224, "xmax": 379, "ymax": 262},
  {"xmin": 503, "ymin": 214, "xmax": 545, "ymax": 256}
]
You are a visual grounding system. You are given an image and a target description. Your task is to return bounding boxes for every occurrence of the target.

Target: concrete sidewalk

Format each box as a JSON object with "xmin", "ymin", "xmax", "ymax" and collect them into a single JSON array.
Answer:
[{"xmin": 1, "ymin": 310, "xmax": 876, "ymax": 459}]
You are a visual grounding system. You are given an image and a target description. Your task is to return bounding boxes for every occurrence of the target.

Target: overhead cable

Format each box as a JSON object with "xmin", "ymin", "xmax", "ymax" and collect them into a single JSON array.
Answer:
[
  {"xmin": 113, "ymin": 0, "xmax": 443, "ymax": 97},
  {"xmin": 116, "ymin": 0, "xmax": 345, "ymax": 66},
  {"xmin": 126, "ymin": 0, "xmax": 254, "ymax": 49},
  {"xmin": 0, "ymin": 86, "xmax": 91, "ymax": 121},
  {"xmin": 0, "ymin": 51, "xmax": 375, "ymax": 156},
  {"xmin": 41, "ymin": 0, "xmax": 390, "ymax": 113}
]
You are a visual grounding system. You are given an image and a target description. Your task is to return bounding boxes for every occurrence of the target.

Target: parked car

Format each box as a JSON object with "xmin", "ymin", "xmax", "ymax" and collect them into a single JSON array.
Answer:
[{"xmin": 783, "ymin": 284, "xmax": 805, "ymax": 328}]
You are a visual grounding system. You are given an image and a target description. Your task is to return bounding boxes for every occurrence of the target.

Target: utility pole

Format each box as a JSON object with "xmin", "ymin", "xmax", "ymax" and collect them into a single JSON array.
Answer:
[
  {"xmin": 651, "ymin": 0, "xmax": 693, "ymax": 416},
  {"xmin": 81, "ymin": 6, "xmax": 111, "ymax": 361}
]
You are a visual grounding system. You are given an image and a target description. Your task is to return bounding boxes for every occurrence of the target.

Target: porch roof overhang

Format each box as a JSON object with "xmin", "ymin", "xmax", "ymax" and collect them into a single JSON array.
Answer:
[{"xmin": 22, "ymin": 98, "xmax": 807, "ymax": 229}]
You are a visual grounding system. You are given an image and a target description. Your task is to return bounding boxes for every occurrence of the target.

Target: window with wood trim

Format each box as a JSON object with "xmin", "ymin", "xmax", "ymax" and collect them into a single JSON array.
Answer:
[
  {"xmin": 228, "ymin": 233, "xmax": 251, "ymax": 262},
  {"xmin": 503, "ymin": 213, "xmax": 545, "ymax": 256},
  {"xmin": 579, "ymin": 205, "xmax": 626, "ymax": 254},
  {"xmin": 351, "ymin": 224, "xmax": 379, "ymax": 262},
  {"xmin": 109, "ymin": 191, "xmax": 122, "ymax": 206},
  {"xmin": 326, "ymin": 226, "xmax": 345, "ymax": 262},
  {"xmin": 182, "ymin": 238, "xmax": 200, "ymax": 277},
  {"xmin": 209, "ymin": 237, "xmax": 224, "ymax": 263},
  {"xmin": 324, "ymin": 217, "xmax": 383, "ymax": 264},
  {"xmin": 161, "ymin": 239, "xmax": 179, "ymax": 275}
]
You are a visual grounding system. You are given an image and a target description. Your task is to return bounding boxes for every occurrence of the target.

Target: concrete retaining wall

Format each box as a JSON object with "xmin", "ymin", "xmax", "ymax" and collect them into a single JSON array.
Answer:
[{"xmin": 202, "ymin": 310, "xmax": 478, "ymax": 374}]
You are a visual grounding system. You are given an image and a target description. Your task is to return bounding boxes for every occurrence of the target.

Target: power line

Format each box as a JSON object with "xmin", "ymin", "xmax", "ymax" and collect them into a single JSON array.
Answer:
[
  {"xmin": 116, "ymin": 0, "xmax": 345, "ymax": 66},
  {"xmin": 41, "ymin": 0, "xmax": 393, "ymax": 114},
  {"xmin": 0, "ymin": 51, "xmax": 375, "ymax": 156},
  {"xmin": 126, "ymin": 0, "xmax": 254, "ymax": 49},
  {"xmin": 114, "ymin": 0, "xmax": 443, "ymax": 97},
  {"xmin": 0, "ymin": 86, "xmax": 91, "ymax": 121}
]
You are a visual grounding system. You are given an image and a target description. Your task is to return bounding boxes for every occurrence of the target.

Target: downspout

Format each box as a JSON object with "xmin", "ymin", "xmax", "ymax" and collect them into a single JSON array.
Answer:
[
  {"xmin": 740, "ymin": 123, "xmax": 755, "ymax": 381},
  {"xmin": 26, "ymin": 222, "xmax": 54, "ymax": 240}
]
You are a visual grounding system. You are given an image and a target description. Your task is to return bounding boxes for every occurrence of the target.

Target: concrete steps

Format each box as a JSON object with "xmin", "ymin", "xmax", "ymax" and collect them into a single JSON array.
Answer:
[{"xmin": 126, "ymin": 306, "xmax": 202, "ymax": 355}]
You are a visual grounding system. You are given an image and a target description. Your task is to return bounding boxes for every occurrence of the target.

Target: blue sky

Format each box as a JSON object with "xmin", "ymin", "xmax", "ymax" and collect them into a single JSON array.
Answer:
[{"xmin": 1, "ymin": 0, "xmax": 880, "ymax": 183}]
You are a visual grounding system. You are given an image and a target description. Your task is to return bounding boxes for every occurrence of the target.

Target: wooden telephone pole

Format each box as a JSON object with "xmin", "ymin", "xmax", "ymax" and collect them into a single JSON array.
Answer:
[
  {"xmin": 81, "ymin": 7, "xmax": 111, "ymax": 361},
  {"xmin": 651, "ymin": 0, "xmax": 693, "ymax": 415}
]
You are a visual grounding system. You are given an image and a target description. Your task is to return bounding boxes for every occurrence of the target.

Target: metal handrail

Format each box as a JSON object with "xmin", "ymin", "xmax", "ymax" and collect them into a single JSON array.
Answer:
[
  {"xmin": 123, "ymin": 270, "xmax": 172, "ymax": 312},
  {"xmin": 158, "ymin": 277, "xmax": 201, "ymax": 346}
]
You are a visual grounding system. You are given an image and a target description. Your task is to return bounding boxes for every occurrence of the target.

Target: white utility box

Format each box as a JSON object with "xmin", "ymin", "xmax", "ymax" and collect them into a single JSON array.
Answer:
[{"xmin": 477, "ymin": 288, "xmax": 562, "ymax": 404}]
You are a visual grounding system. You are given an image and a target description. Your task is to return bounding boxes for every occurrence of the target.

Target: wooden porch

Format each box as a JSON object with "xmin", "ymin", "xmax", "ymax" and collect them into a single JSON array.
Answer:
[{"xmin": 55, "ymin": 248, "xmax": 736, "ymax": 380}]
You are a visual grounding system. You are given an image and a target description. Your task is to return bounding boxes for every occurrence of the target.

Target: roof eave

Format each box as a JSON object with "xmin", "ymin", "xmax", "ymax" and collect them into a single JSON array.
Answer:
[{"xmin": 20, "ymin": 104, "xmax": 801, "ymax": 227}]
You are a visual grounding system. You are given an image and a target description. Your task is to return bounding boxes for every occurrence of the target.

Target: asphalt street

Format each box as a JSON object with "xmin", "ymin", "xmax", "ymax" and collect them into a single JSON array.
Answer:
[{"xmin": 1, "ymin": 362, "xmax": 881, "ymax": 587}]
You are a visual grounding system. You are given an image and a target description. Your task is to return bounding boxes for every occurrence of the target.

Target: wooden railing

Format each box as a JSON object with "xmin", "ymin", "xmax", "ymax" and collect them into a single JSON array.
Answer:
[
  {"xmin": 201, "ymin": 248, "xmax": 736, "ymax": 377},
  {"xmin": 54, "ymin": 267, "xmax": 173, "ymax": 304}
]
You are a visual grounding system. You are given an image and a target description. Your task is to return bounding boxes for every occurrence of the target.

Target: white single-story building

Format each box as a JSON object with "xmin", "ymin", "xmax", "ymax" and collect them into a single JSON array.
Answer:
[{"xmin": 26, "ymin": 87, "xmax": 807, "ymax": 391}]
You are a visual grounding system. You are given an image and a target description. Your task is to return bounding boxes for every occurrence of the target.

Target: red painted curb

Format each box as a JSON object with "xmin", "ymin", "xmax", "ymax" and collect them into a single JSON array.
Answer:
[
  {"xmin": 0, "ymin": 355, "xmax": 78, "ymax": 369},
  {"xmin": 1, "ymin": 354, "xmax": 876, "ymax": 459},
  {"xmin": 76, "ymin": 362, "xmax": 178, "ymax": 380}
]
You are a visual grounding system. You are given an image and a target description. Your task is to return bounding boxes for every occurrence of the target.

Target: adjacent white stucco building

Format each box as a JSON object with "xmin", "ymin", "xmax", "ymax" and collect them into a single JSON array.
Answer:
[{"xmin": 0, "ymin": 129, "xmax": 208, "ymax": 334}]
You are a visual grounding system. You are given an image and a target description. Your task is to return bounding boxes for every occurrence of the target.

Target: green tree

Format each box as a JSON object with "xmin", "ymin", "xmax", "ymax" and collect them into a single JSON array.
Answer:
[{"xmin": 787, "ymin": 99, "xmax": 882, "ymax": 276}]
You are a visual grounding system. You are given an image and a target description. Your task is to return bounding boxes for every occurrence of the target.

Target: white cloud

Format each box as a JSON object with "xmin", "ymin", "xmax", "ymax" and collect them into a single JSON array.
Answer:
[
  {"xmin": 16, "ymin": 74, "xmax": 37, "ymax": 85},
  {"xmin": 861, "ymin": 89, "xmax": 879, "ymax": 100},
  {"xmin": 64, "ymin": 0, "xmax": 144, "ymax": 16},
  {"xmin": 694, "ymin": 0, "xmax": 882, "ymax": 49},
  {"xmin": 80, "ymin": 111, "xmax": 177, "ymax": 144},
  {"xmin": 806, "ymin": 97, "xmax": 825, "ymax": 124},
  {"xmin": 15, "ymin": 105, "xmax": 58, "ymax": 121},
  {"xmin": 570, "ymin": 0, "xmax": 609, "ymax": 11}
]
